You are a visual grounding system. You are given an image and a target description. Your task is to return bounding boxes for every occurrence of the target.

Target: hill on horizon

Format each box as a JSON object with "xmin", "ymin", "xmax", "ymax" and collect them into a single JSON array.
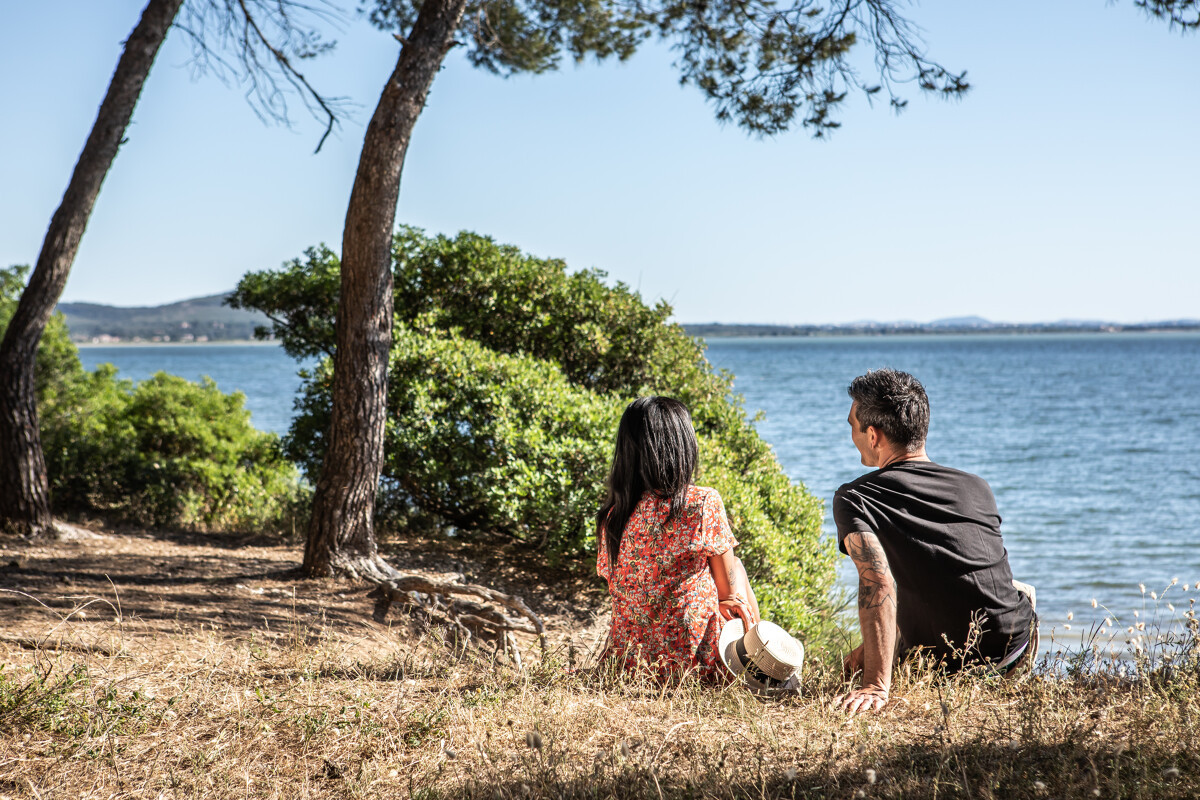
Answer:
[
  {"xmin": 58, "ymin": 293, "xmax": 270, "ymax": 342},
  {"xmin": 54, "ymin": 293, "xmax": 1200, "ymax": 342}
]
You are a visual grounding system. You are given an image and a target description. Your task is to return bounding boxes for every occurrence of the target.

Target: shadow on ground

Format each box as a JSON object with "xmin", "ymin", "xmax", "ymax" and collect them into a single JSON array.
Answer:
[{"xmin": 434, "ymin": 740, "xmax": 1197, "ymax": 800}]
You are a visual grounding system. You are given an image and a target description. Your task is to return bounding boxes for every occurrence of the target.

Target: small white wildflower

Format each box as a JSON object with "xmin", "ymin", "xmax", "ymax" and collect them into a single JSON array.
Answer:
[
  {"xmin": 855, "ymin": 791, "xmax": 866, "ymax": 799},
  {"xmin": 1100, "ymin": 628, "xmax": 1108, "ymax": 635},
  {"xmin": 1091, "ymin": 599, "xmax": 1098, "ymax": 608},
  {"xmin": 1064, "ymin": 624, "xmax": 1072, "ymax": 630},
  {"xmin": 1137, "ymin": 622, "xmax": 1146, "ymax": 631},
  {"xmin": 1104, "ymin": 618, "xmax": 1112, "ymax": 626},
  {"xmin": 1172, "ymin": 577, "xmax": 1179, "ymax": 585},
  {"xmin": 1034, "ymin": 780, "xmax": 1047, "ymax": 791},
  {"xmin": 1092, "ymin": 789, "xmax": 1101, "ymax": 797},
  {"xmin": 1163, "ymin": 766, "xmax": 1181, "ymax": 780},
  {"xmin": 1194, "ymin": 581, "xmax": 1199, "ymax": 590},
  {"xmin": 866, "ymin": 768, "xmax": 877, "ymax": 785},
  {"xmin": 1127, "ymin": 626, "xmax": 1136, "ymax": 634},
  {"xmin": 1168, "ymin": 603, "xmax": 1175, "ymax": 612},
  {"xmin": 1134, "ymin": 610, "xmax": 1140, "ymax": 618},
  {"xmin": 1151, "ymin": 591, "xmax": 1158, "ymax": 600},
  {"xmin": 1067, "ymin": 611, "xmax": 1074, "ymax": 621},
  {"xmin": 1140, "ymin": 583, "xmax": 1146, "ymax": 594}
]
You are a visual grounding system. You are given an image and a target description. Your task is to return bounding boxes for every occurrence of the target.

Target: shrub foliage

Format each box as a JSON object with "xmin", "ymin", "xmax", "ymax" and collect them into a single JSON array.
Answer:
[
  {"xmin": 1, "ymin": 266, "xmax": 305, "ymax": 533},
  {"xmin": 232, "ymin": 228, "xmax": 836, "ymax": 631}
]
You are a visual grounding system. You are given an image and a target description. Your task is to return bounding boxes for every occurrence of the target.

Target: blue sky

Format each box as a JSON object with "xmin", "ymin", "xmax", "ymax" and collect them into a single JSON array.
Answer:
[{"xmin": 1, "ymin": 1, "xmax": 1197, "ymax": 325}]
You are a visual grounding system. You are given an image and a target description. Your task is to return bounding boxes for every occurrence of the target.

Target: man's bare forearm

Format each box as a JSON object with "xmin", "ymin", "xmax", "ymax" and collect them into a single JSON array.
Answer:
[
  {"xmin": 846, "ymin": 532, "xmax": 897, "ymax": 692},
  {"xmin": 858, "ymin": 588, "xmax": 897, "ymax": 692}
]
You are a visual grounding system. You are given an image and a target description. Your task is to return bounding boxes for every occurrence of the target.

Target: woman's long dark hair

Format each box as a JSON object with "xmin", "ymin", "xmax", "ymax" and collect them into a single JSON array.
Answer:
[{"xmin": 597, "ymin": 396, "xmax": 699, "ymax": 568}]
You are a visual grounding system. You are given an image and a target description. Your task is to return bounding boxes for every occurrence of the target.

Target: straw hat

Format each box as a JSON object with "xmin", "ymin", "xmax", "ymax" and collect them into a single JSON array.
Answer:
[{"xmin": 719, "ymin": 618, "xmax": 804, "ymax": 695}]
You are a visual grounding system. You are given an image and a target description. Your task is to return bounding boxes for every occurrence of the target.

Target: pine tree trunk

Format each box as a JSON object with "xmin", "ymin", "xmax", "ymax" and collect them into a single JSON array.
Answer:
[
  {"xmin": 0, "ymin": 0, "xmax": 183, "ymax": 537},
  {"xmin": 302, "ymin": 0, "xmax": 469, "ymax": 578}
]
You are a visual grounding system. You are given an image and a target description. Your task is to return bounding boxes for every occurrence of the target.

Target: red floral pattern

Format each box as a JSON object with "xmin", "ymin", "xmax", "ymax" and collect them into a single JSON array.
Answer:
[{"xmin": 598, "ymin": 485, "xmax": 738, "ymax": 679}]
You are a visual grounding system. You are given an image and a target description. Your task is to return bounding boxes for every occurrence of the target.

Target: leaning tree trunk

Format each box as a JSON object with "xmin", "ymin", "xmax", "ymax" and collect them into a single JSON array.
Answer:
[
  {"xmin": 302, "ymin": 0, "xmax": 469, "ymax": 578},
  {"xmin": 0, "ymin": 0, "xmax": 183, "ymax": 537}
]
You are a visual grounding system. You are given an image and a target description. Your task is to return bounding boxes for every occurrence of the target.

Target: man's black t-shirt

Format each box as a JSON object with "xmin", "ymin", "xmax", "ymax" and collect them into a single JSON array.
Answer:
[{"xmin": 833, "ymin": 460, "xmax": 1034, "ymax": 665}]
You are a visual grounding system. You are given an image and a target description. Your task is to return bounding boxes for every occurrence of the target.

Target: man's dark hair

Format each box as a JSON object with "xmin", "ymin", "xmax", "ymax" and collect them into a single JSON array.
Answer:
[
  {"xmin": 597, "ymin": 396, "xmax": 698, "ymax": 568},
  {"xmin": 848, "ymin": 369, "xmax": 930, "ymax": 452}
]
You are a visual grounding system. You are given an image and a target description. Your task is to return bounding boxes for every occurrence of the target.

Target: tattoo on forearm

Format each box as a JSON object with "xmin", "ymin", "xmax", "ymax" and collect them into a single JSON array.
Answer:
[{"xmin": 846, "ymin": 533, "xmax": 896, "ymax": 611}]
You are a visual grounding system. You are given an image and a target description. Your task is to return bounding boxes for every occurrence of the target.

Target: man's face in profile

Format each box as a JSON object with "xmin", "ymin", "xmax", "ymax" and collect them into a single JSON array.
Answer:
[{"xmin": 848, "ymin": 402, "xmax": 875, "ymax": 467}]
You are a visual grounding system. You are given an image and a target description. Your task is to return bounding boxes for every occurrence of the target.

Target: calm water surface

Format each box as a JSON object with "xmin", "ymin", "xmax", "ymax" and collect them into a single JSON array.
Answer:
[
  {"xmin": 79, "ymin": 343, "xmax": 310, "ymax": 436},
  {"xmin": 82, "ymin": 334, "xmax": 1200, "ymax": 652},
  {"xmin": 705, "ymin": 333, "xmax": 1200, "ymax": 652}
]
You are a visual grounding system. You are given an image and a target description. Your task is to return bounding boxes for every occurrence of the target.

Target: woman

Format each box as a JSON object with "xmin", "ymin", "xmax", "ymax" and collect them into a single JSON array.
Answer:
[{"xmin": 596, "ymin": 396, "xmax": 760, "ymax": 680}]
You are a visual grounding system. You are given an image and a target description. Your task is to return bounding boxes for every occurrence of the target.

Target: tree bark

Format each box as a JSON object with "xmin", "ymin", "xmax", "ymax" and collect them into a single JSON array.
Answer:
[
  {"xmin": 302, "ymin": 0, "xmax": 469, "ymax": 577},
  {"xmin": 0, "ymin": 0, "xmax": 183, "ymax": 537}
]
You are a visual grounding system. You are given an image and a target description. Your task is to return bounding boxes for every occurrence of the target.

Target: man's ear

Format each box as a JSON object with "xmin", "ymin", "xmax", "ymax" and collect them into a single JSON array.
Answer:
[{"xmin": 866, "ymin": 425, "xmax": 880, "ymax": 449}]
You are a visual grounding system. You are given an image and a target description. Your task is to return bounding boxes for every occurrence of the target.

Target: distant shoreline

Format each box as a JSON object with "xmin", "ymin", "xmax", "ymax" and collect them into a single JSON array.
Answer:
[
  {"xmin": 682, "ymin": 323, "xmax": 1200, "ymax": 339},
  {"xmin": 75, "ymin": 339, "xmax": 279, "ymax": 348},
  {"xmin": 68, "ymin": 328, "xmax": 1200, "ymax": 347}
]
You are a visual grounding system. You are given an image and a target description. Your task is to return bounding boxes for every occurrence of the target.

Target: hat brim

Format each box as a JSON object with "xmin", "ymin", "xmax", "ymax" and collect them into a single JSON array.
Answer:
[{"xmin": 718, "ymin": 617, "xmax": 800, "ymax": 697}]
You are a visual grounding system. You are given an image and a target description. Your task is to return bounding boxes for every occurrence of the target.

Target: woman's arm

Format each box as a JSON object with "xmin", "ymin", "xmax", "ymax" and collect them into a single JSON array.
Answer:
[
  {"xmin": 709, "ymin": 549, "xmax": 759, "ymax": 627},
  {"xmin": 733, "ymin": 556, "xmax": 760, "ymax": 622}
]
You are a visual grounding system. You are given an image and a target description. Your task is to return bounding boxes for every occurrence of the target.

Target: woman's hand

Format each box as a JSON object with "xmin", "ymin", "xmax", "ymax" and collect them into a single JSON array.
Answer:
[
  {"xmin": 719, "ymin": 594, "xmax": 758, "ymax": 627},
  {"xmin": 711, "ymin": 550, "xmax": 760, "ymax": 628}
]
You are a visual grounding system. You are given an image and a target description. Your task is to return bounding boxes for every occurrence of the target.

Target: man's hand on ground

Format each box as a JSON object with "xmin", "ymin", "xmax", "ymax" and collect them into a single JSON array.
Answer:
[{"xmin": 832, "ymin": 686, "xmax": 889, "ymax": 715}]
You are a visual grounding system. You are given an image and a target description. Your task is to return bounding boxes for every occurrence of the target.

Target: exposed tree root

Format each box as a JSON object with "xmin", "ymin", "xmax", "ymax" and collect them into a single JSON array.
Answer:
[{"xmin": 367, "ymin": 573, "xmax": 545, "ymax": 669}]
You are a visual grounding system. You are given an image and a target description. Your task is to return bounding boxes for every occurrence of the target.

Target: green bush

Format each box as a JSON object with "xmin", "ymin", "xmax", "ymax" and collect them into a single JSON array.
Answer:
[
  {"xmin": 0, "ymin": 266, "xmax": 86, "ymax": 399},
  {"xmin": 232, "ymin": 229, "xmax": 837, "ymax": 632},
  {"xmin": 290, "ymin": 323, "xmax": 618, "ymax": 554},
  {"xmin": 1, "ymin": 265, "xmax": 307, "ymax": 533}
]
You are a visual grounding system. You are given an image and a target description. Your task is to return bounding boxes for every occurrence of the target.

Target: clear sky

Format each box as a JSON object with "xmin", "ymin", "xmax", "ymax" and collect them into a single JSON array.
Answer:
[{"xmin": 1, "ymin": 1, "xmax": 1197, "ymax": 325}]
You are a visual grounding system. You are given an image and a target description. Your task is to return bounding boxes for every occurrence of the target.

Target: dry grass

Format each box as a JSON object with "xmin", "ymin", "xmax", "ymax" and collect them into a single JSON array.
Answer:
[{"xmin": 1, "ymin": 529, "xmax": 1199, "ymax": 799}]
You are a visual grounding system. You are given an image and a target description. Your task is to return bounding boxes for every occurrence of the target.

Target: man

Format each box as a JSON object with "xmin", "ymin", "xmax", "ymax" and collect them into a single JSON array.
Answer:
[{"xmin": 832, "ymin": 368, "xmax": 1036, "ymax": 714}]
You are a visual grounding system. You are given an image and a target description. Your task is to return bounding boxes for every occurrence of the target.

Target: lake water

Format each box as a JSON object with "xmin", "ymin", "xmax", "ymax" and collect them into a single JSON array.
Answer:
[
  {"xmin": 80, "ymin": 334, "xmax": 1200, "ymax": 654},
  {"xmin": 704, "ymin": 333, "xmax": 1200, "ymax": 655},
  {"xmin": 80, "ymin": 343, "xmax": 312, "ymax": 437}
]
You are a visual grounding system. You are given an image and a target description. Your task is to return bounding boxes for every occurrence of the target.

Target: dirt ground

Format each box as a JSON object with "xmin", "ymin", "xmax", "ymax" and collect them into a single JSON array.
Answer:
[
  {"xmin": 0, "ymin": 523, "xmax": 609, "ymax": 665},
  {"xmin": 2, "ymin": 525, "xmax": 1198, "ymax": 800}
]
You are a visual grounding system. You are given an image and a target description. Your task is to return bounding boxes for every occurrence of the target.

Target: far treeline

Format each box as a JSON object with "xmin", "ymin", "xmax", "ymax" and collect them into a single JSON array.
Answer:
[
  {"xmin": 57, "ymin": 294, "xmax": 270, "ymax": 343},
  {"xmin": 52, "ymin": 301, "xmax": 1200, "ymax": 343},
  {"xmin": 1, "ymin": 0, "xmax": 1195, "ymax": 634},
  {"xmin": 684, "ymin": 320, "xmax": 1200, "ymax": 337}
]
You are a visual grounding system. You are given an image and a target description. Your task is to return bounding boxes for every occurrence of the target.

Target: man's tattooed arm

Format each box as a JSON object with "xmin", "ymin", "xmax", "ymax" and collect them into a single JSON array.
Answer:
[
  {"xmin": 845, "ymin": 532, "xmax": 897, "ymax": 611},
  {"xmin": 835, "ymin": 531, "xmax": 898, "ymax": 714}
]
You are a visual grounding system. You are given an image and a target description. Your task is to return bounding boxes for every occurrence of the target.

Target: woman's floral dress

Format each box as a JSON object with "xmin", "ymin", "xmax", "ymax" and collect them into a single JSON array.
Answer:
[{"xmin": 597, "ymin": 485, "xmax": 738, "ymax": 679}]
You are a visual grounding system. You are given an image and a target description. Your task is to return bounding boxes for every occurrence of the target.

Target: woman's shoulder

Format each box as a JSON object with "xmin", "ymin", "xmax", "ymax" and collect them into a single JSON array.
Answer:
[{"xmin": 687, "ymin": 485, "xmax": 723, "ymax": 506}]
